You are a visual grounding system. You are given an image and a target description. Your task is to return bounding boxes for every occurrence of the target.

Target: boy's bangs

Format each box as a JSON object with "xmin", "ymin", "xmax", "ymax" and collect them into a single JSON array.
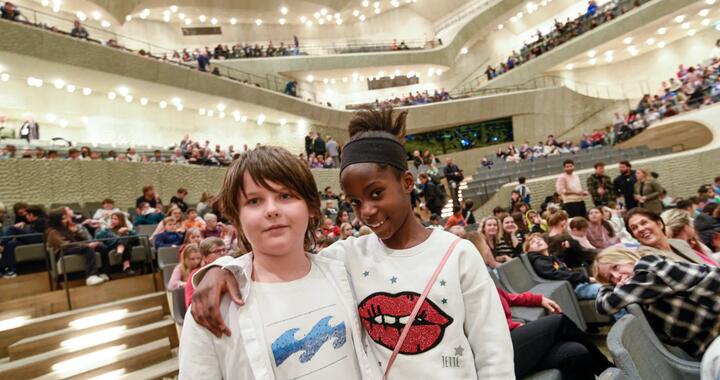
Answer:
[{"xmin": 239, "ymin": 152, "xmax": 309, "ymax": 201}]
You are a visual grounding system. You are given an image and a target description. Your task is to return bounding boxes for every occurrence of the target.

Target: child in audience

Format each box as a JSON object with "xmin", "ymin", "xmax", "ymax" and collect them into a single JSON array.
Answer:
[
  {"xmin": 525, "ymin": 233, "xmax": 601, "ymax": 300},
  {"xmin": 444, "ymin": 205, "xmax": 467, "ymax": 229},
  {"xmin": 184, "ymin": 237, "xmax": 226, "ymax": 308},
  {"xmin": 134, "ymin": 202, "xmax": 165, "ymax": 225},
  {"xmin": 167, "ymin": 243, "xmax": 201, "ymax": 290},
  {"xmin": 320, "ymin": 217, "xmax": 340, "ymax": 237},
  {"xmin": 201, "ymin": 213, "xmax": 222, "ymax": 238},
  {"xmin": 95, "ymin": 211, "xmax": 138, "ymax": 275},
  {"xmin": 526, "ymin": 209, "xmax": 547, "ymax": 233},
  {"xmin": 569, "ymin": 217, "xmax": 596, "ymax": 250},
  {"xmin": 428, "ymin": 213, "xmax": 444, "ymax": 230},
  {"xmin": 179, "ymin": 147, "xmax": 378, "ymax": 379},
  {"xmin": 189, "ymin": 108, "xmax": 514, "ymax": 379},
  {"xmin": 154, "ymin": 217, "xmax": 184, "ymax": 250},
  {"xmin": 339, "ymin": 222, "xmax": 354, "ymax": 240},
  {"xmin": 152, "ymin": 206, "xmax": 185, "ymax": 241},
  {"xmin": 182, "ymin": 208, "xmax": 206, "ymax": 230},
  {"xmin": 182, "ymin": 227, "xmax": 202, "ymax": 246}
]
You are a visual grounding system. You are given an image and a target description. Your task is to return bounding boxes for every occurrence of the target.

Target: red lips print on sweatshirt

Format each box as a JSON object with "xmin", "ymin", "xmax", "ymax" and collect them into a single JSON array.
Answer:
[{"xmin": 357, "ymin": 291, "xmax": 453, "ymax": 354}]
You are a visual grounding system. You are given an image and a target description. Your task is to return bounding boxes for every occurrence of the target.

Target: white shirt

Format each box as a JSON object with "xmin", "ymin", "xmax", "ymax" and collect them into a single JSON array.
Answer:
[{"xmin": 255, "ymin": 264, "xmax": 362, "ymax": 380}]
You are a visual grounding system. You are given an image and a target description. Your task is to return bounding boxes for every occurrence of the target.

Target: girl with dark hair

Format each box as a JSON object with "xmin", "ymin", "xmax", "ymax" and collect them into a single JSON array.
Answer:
[
  {"xmin": 585, "ymin": 207, "xmax": 620, "ymax": 249},
  {"xmin": 45, "ymin": 207, "xmax": 111, "ymax": 286},
  {"xmin": 95, "ymin": 211, "xmax": 138, "ymax": 275}
]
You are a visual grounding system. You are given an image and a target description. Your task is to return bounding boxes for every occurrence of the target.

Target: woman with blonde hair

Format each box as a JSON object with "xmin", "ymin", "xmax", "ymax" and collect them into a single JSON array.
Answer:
[
  {"xmin": 593, "ymin": 247, "xmax": 720, "ymax": 361},
  {"xmin": 633, "ymin": 168, "xmax": 663, "ymax": 214},
  {"xmin": 660, "ymin": 208, "xmax": 718, "ymax": 266},
  {"xmin": 472, "ymin": 216, "xmax": 511, "ymax": 268}
]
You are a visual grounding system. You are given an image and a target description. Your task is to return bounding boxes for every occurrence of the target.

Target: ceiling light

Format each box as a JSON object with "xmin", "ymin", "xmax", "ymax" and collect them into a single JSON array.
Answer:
[
  {"xmin": 681, "ymin": 22, "xmax": 690, "ymax": 29},
  {"xmin": 674, "ymin": 15, "xmax": 685, "ymax": 23},
  {"xmin": 657, "ymin": 41, "xmax": 666, "ymax": 48},
  {"xmin": 91, "ymin": 11, "xmax": 101, "ymax": 20},
  {"xmin": 0, "ymin": 73, "xmax": 9, "ymax": 82},
  {"xmin": 427, "ymin": 68, "xmax": 434, "ymax": 76},
  {"xmin": 498, "ymin": 24, "xmax": 504, "ymax": 30},
  {"xmin": 353, "ymin": 9, "xmax": 360, "ymax": 16},
  {"xmin": 336, "ymin": 19, "xmax": 342, "ymax": 24},
  {"xmin": 373, "ymin": 2, "xmax": 380, "ymax": 8},
  {"xmin": 27, "ymin": 77, "xmax": 43, "ymax": 87},
  {"xmin": 280, "ymin": 118, "xmax": 287, "ymax": 126},
  {"xmin": 623, "ymin": 37, "xmax": 633, "ymax": 44},
  {"xmin": 688, "ymin": 29, "xmax": 697, "ymax": 36},
  {"xmin": 82, "ymin": 87, "xmax": 92, "ymax": 95},
  {"xmin": 656, "ymin": 27, "xmax": 667, "ymax": 34},
  {"xmin": 101, "ymin": 20, "xmax": 111, "ymax": 28},
  {"xmin": 699, "ymin": 9, "xmax": 710, "ymax": 17},
  {"xmin": 219, "ymin": 112, "xmax": 225, "ymax": 118},
  {"xmin": 359, "ymin": 15, "xmax": 366, "ymax": 21},
  {"xmin": 460, "ymin": 47, "xmax": 469, "ymax": 54},
  {"xmin": 510, "ymin": 16, "xmax": 518, "ymax": 23},
  {"xmin": 199, "ymin": 15, "xmax": 206, "ymax": 22},
  {"xmin": 124, "ymin": 95, "xmax": 133, "ymax": 103},
  {"xmin": 59, "ymin": 119, "xmax": 68, "ymax": 128},
  {"xmin": 565, "ymin": 64, "xmax": 574, "ymax": 70},
  {"xmin": 306, "ymin": 74, "xmax": 314, "ymax": 82},
  {"xmin": 391, "ymin": 0, "xmax": 400, "ymax": 7},
  {"xmin": 374, "ymin": 8, "xmax": 381, "ymax": 14},
  {"xmin": 362, "ymin": 0, "xmax": 370, "ymax": 7},
  {"xmin": 211, "ymin": 18, "xmax": 218, "ymax": 25},
  {"xmin": 280, "ymin": 6, "xmax": 288, "ymax": 15},
  {"xmin": 184, "ymin": 18, "xmax": 191, "ymax": 25},
  {"xmin": 297, "ymin": 120, "xmax": 307, "ymax": 128},
  {"xmin": 76, "ymin": 11, "xmax": 86, "ymax": 21},
  {"xmin": 279, "ymin": 18, "xmax": 286, "ymax": 25},
  {"xmin": 334, "ymin": 13, "xmax": 341, "ymax": 19},
  {"xmin": 108, "ymin": 91, "xmax": 116, "ymax": 100},
  {"xmin": 342, "ymin": 77, "xmax": 348, "ymax": 82},
  {"xmin": 436, "ymin": 70, "xmax": 443, "ymax": 76},
  {"xmin": 163, "ymin": 15, "xmax": 170, "ymax": 22},
  {"xmin": 300, "ymin": 16, "xmax": 307, "ymax": 22},
  {"xmin": 517, "ymin": 11, "xmax": 523, "ymax": 19},
  {"xmin": 207, "ymin": 110, "xmax": 214, "ymax": 117},
  {"xmin": 257, "ymin": 114, "xmax": 265, "ymax": 125},
  {"xmin": 176, "ymin": 104, "xmax": 184, "ymax": 111},
  {"xmin": 66, "ymin": 84, "xmax": 76, "ymax": 93},
  {"xmin": 255, "ymin": 19, "xmax": 262, "ymax": 26},
  {"xmin": 199, "ymin": 108, "xmax": 206, "ymax": 115},
  {"xmin": 306, "ymin": 20, "xmax": 313, "ymax": 26},
  {"xmin": 171, "ymin": 97, "xmax": 181, "ymax": 105},
  {"xmin": 604, "ymin": 50, "xmax": 614, "ymax": 56},
  {"xmin": 217, "ymin": 103, "xmax": 225, "ymax": 111},
  {"xmin": 125, "ymin": 15, "xmax": 132, "ymax": 21},
  {"xmin": 702, "ymin": 18, "xmax": 711, "ymax": 26},
  {"xmin": 241, "ymin": 115, "xmax": 247, "ymax": 122},
  {"xmin": 320, "ymin": 8, "xmax": 328, "ymax": 15},
  {"xmin": 170, "ymin": 5, "xmax": 178, "ymax": 12},
  {"xmin": 53, "ymin": 79, "xmax": 65, "ymax": 89},
  {"xmin": 314, "ymin": 12, "xmax": 320, "ymax": 19},
  {"xmin": 319, "ymin": 19, "xmax": 325, "ymax": 24},
  {"xmin": 325, "ymin": 14, "xmax": 332, "ymax": 21},
  {"xmin": 230, "ymin": 18, "xmax": 237, "ymax": 25},
  {"xmin": 605, "ymin": 55, "xmax": 613, "ymax": 63},
  {"xmin": 707, "ymin": 0, "xmax": 716, "ymax": 4},
  {"xmin": 117, "ymin": 86, "xmax": 129, "ymax": 96},
  {"xmin": 587, "ymin": 50, "xmax": 596, "ymax": 58},
  {"xmin": 323, "ymin": 78, "xmax": 329, "ymax": 84},
  {"xmin": 588, "ymin": 58, "xmax": 597, "ymax": 65},
  {"xmin": 140, "ymin": 97, "xmax": 148, "ymax": 105},
  {"xmin": 45, "ymin": 113, "xmax": 56, "ymax": 122},
  {"xmin": 178, "ymin": 13, "xmax": 185, "ymax": 20},
  {"xmin": 159, "ymin": 100, "xmax": 167, "ymax": 109},
  {"xmin": 646, "ymin": 38, "xmax": 655, "ymax": 45}
]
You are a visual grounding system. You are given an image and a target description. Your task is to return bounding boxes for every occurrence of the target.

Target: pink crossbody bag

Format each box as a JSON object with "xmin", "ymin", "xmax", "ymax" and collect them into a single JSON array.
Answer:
[{"xmin": 382, "ymin": 238, "xmax": 462, "ymax": 380}]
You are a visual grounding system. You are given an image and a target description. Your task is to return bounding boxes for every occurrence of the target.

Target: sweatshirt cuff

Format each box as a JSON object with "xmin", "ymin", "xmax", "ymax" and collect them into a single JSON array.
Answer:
[{"xmin": 190, "ymin": 255, "xmax": 235, "ymax": 287}]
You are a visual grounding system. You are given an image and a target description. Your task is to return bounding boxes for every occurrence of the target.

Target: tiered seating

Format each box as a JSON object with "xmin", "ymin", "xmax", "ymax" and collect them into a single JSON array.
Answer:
[
  {"xmin": 464, "ymin": 145, "xmax": 674, "ymax": 205},
  {"xmin": 0, "ymin": 277, "xmax": 178, "ymax": 379}
]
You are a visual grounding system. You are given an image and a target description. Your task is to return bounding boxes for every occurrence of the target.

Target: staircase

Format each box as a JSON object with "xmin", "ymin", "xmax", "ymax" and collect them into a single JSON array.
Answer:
[{"xmin": 0, "ymin": 274, "xmax": 179, "ymax": 380}]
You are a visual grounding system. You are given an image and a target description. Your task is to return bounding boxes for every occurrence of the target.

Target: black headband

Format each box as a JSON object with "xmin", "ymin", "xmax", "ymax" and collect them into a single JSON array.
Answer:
[{"xmin": 340, "ymin": 137, "xmax": 408, "ymax": 174}]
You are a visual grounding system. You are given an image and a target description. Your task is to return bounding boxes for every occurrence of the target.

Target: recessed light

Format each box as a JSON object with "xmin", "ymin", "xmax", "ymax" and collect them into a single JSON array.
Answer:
[
  {"xmin": 306, "ymin": 74, "xmax": 314, "ymax": 82},
  {"xmin": 646, "ymin": 38, "xmax": 655, "ymax": 45},
  {"xmin": 588, "ymin": 58, "xmax": 597, "ymax": 65},
  {"xmin": 199, "ymin": 15, "xmax": 206, "ymax": 22},
  {"xmin": 623, "ymin": 37, "xmax": 633, "ymax": 44},
  {"xmin": 230, "ymin": 18, "xmax": 237, "ymax": 25},
  {"xmin": 353, "ymin": 10, "xmax": 360, "ymax": 16},
  {"xmin": 255, "ymin": 19, "xmax": 262, "ymax": 26},
  {"xmin": 699, "ymin": 9, "xmax": 710, "ymax": 17},
  {"xmin": 688, "ymin": 29, "xmax": 697, "ymax": 36},
  {"xmin": 279, "ymin": 18, "xmax": 286, "ymax": 25},
  {"xmin": 460, "ymin": 47, "xmax": 469, "ymax": 54},
  {"xmin": 320, "ymin": 8, "xmax": 328, "ymax": 15},
  {"xmin": 681, "ymin": 22, "xmax": 690, "ymax": 29},
  {"xmin": 363, "ymin": 0, "xmax": 369, "ymax": 7},
  {"xmin": 565, "ymin": 64, "xmax": 574, "ymax": 70},
  {"xmin": 674, "ymin": 15, "xmax": 685, "ymax": 23},
  {"xmin": 300, "ymin": 16, "xmax": 307, "ymax": 23},
  {"xmin": 658, "ymin": 41, "xmax": 666, "ymax": 48},
  {"xmin": 498, "ymin": 24, "xmax": 504, "ymax": 30},
  {"xmin": 306, "ymin": 20, "xmax": 313, "ymax": 26},
  {"xmin": 657, "ymin": 27, "xmax": 667, "ymax": 35},
  {"xmin": 702, "ymin": 18, "xmax": 711, "ymax": 26},
  {"xmin": 280, "ymin": 7, "xmax": 288, "ymax": 15},
  {"xmin": 587, "ymin": 50, "xmax": 596, "ymax": 58},
  {"xmin": 91, "ymin": 11, "xmax": 102, "ymax": 20}
]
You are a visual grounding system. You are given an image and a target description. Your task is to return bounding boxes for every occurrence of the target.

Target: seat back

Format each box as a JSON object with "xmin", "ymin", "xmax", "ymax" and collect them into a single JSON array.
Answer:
[
  {"xmin": 135, "ymin": 224, "xmax": 158, "ymax": 238},
  {"xmin": 15, "ymin": 243, "xmax": 46, "ymax": 263},
  {"xmin": 607, "ymin": 313, "xmax": 700, "ymax": 380},
  {"xmin": 496, "ymin": 258, "xmax": 538, "ymax": 293},
  {"xmin": 169, "ymin": 288, "xmax": 187, "ymax": 326},
  {"xmin": 157, "ymin": 246, "xmax": 180, "ymax": 268}
]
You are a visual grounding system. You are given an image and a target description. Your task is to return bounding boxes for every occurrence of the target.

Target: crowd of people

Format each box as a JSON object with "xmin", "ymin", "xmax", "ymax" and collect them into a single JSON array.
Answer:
[
  {"xmin": 3, "ymin": 106, "xmax": 720, "ymax": 378},
  {"xmin": 360, "ymin": 88, "xmax": 452, "ymax": 109},
  {"xmin": 611, "ymin": 57, "xmax": 720, "ymax": 139},
  {"xmin": 484, "ymin": 0, "xmax": 646, "ymax": 83}
]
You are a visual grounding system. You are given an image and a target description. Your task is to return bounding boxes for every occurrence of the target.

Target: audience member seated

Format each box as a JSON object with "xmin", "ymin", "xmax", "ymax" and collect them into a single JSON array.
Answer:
[
  {"xmin": 154, "ymin": 217, "xmax": 184, "ymax": 250},
  {"xmin": 444, "ymin": 206, "xmax": 467, "ymax": 229},
  {"xmin": 134, "ymin": 202, "xmax": 165, "ymax": 225},
  {"xmin": 201, "ymin": 213, "xmax": 222, "ymax": 239},
  {"xmin": 695, "ymin": 213, "xmax": 720, "ymax": 257},
  {"xmin": 568, "ymin": 217, "xmax": 596, "ymax": 250},
  {"xmin": 545, "ymin": 211, "xmax": 596, "ymax": 268},
  {"xmin": 92, "ymin": 198, "xmax": 132, "ymax": 229},
  {"xmin": 167, "ymin": 243, "xmax": 201, "ymax": 290},
  {"xmin": 322, "ymin": 200, "xmax": 338, "ymax": 218},
  {"xmin": 169, "ymin": 188, "xmax": 189, "ymax": 212},
  {"xmin": 152, "ymin": 206, "xmax": 185, "ymax": 240},
  {"xmin": 182, "ymin": 208, "xmax": 206, "ymax": 230},
  {"xmin": 320, "ymin": 217, "xmax": 340, "ymax": 238},
  {"xmin": 474, "ymin": 216, "xmax": 511, "ymax": 269},
  {"xmin": 70, "ymin": 20, "xmax": 89, "ymax": 39},
  {"xmin": 0, "ymin": 1, "xmax": 27, "ymax": 21},
  {"xmin": 95, "ymin": 211, "xmax": 137, "ymax": 275},
  {"xmin": 364, "ymin": 88, "xmax": 451, "ymax": 109},
  {"xmin": 525, "ymin": 233, "xmax": 601, "ymax": 301},
  {"xmin": 594, "ymin": 247, "xmax": 720, "ymax": 360},
  {"xmin": 499, "ymin": 287, "xmax": 612, "ymax": 379},
  {"xmin": 0, "ymin": 205, "xmax": 46, "ymax": 278},
  {"xmin": 498, "ymin": 214, "xmax": 523, "ymax": 257},
  {"xmin": 45, "ymin": 207, "xmax": 110, "ymax": 286},
  {"xmin": 585, "ymin": 207, "xmax": 620, "ymax": 249},
  {"xmin": 626, "ymin": 208, "xmax": 707, "ymax": 265},
  {"xmin": 136, "ymin": 185, "xmax": 163, "ymax": 213},
  {"xmin": 660, "ymin": 209, "xmax": 719, "ymax": 266},
  {"xmin": 185, "ymin": 237, "xmax": 226, "ymax": 307}
]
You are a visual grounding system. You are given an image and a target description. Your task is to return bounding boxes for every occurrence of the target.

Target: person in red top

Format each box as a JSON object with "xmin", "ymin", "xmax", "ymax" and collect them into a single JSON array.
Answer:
[
  {"xmin": 497, "ymin": 287, "xmax": 612, "ymax": 379},
  {"xmin": 185, "ymin": 237, "xmax": 226, "ymax": 308},
  {"xmin": 444, "ymin": 205, "xmax": 467, "ymax": 229},
  {"xmin": 320, "ymin": 217, "xmax": 341, "ymax": 238}
]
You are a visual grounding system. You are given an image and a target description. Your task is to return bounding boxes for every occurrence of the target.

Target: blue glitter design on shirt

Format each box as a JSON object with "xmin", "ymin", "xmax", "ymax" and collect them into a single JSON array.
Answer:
[{"xmin": 271, "ymin": 316, "xmax": 347, "ymax": 367}]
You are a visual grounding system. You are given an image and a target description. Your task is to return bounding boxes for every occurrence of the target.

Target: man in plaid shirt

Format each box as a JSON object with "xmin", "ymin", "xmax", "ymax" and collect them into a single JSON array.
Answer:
[{"xmin": 594, "ymin": 254, "xmax": 720, "ymax": 358}]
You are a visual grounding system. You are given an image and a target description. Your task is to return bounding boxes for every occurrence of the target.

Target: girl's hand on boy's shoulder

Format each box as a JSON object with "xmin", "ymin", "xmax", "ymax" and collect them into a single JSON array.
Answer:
[{"xmin": 191, "ymin": 267, "xmax": 243, "ymax": 338}]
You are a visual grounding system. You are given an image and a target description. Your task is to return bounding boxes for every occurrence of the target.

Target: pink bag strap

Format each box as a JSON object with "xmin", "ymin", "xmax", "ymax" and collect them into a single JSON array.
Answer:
[{"xmin": 382, "ymin": 238, "xmax": 462, "ymax": 380}]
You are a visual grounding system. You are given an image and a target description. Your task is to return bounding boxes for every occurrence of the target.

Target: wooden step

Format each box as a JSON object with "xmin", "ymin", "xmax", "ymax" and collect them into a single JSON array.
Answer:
[
  {"xmin": 0, "ymin": 273, "xmax": 52, "ymax": 303},
  {"xmin": 32, "ymin": 338, "xmax": 173, "ymax": 380},
  {"xmin": 8, "ymin": 306, "xmax": 165, "ymax": 360},
  {"xmin": 0, "ymin": 319, "xmax": 177, "ymax": 379},
  {"xmin": 116, "ymin": 349, "xmax": 178, "ymax": 380},
  {"xmin": 0, "ymin": 292, "xmax": 166, "ymax": 357},
  {"xmin": 0, "ymin": 273, "xmax": 163, "ymax": 321}
]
